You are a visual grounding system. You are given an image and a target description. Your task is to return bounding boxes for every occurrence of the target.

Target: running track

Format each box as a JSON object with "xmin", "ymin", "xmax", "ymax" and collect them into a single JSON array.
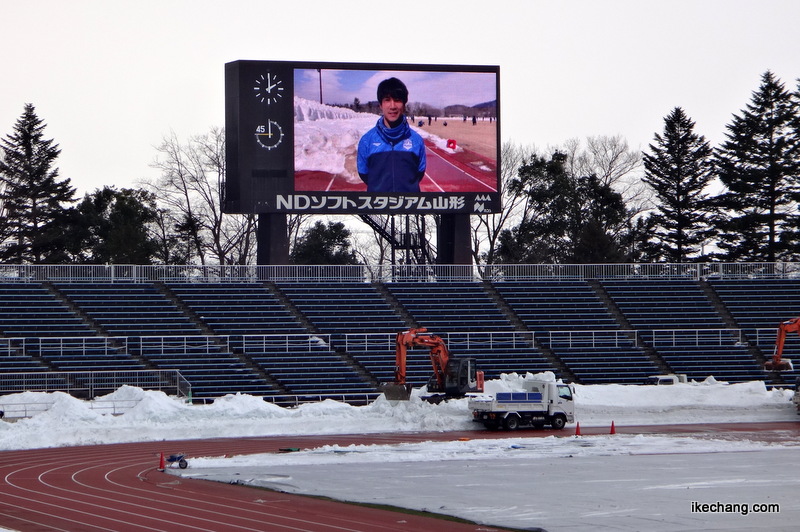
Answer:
[{"xmin": 1, "ymin": 423, "xmax": 798, "ymax": 531}]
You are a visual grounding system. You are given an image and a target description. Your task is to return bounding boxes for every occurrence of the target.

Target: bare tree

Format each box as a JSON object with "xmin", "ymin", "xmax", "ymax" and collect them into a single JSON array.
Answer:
[
  {"xmin": 560, "ymin": 135, "xmax": 652, "ymax": 247},
  {"xmin": 562, "ymin": 135, "xmax": 649, "ymax": 211},
  {"xmin": 146, "ymin": 127, "xmax": 257, "ymax": 265},
  {"xmin": 286, "ymin": 212, "xmax": 312, "ymax": 256},
  {"xmin": 471, "ymin": 141, "xmax": 539, "ymax": 264}
]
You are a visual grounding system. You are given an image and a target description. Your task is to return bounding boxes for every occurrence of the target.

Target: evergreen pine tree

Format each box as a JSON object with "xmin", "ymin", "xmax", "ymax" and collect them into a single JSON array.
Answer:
[
  {"xmin": 642, "ymin": 107, "xmax": 715, "ymax": 262},
  {"xmin": 496, "ymin": 151, "xmax": 629, "ymax": 263},
  {"xmin": 290, "ymin": 221, "xmax": 359, "ymax": 265},
  {"xmin": 713, "ymin": 71, "xmax": 800, "ymax": 262},
  {"xmin": 63, "ymin": 187, "xmax": 160, "ymax": 264},
  {"xmin": 0, "ymin": 104, "xmax": 76, "ymax": 263}
]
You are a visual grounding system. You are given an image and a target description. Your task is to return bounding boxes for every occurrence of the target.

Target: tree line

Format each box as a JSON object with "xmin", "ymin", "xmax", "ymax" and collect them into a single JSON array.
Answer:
[
  {"xmin": 484, "ymin": 70, "xmax": 800, "ymax": 264},
  {"xmin": 1, "ymin": 70, "xmax": 798, "ymax": 266}
]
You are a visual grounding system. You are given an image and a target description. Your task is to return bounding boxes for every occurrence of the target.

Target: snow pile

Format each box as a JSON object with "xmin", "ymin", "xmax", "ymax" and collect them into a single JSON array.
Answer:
[
  {"xmin": 0, "ymin": 376, "xmax": 796, "ymax": 452},
  {"xmin": 575, "ymin": 377, "xmax": 794, "ymax": 425},
  {"xmin": 293, "ymin": 97, "xmax": 375, "ymax": 180},
  {"xmin": 294, "ymin": 97, "xmax": 371, "ymax": 122}
]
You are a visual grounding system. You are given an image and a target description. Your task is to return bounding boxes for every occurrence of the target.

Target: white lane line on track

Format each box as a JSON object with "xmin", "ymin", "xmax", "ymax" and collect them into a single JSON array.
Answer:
[
  {"xmin": 427, "ymin": 149, "xmax": 497, "ymax": 192},
  {"xmin": 19, "ymin": 456, "xmax": 368, "ymax": 532},
  {"xmin": 0, "ymin": 510, "xmax": 82, "ymax": 532},
  {"xmin": 2, "ymin": 459, "xmax": 195, "ymax": 532}
]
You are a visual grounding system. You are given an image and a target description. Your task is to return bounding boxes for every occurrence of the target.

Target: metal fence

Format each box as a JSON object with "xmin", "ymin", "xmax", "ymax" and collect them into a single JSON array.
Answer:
[
  {"xmin": 343, "ymin": 329, "xmax": 753, "ymax": 352},
  {"xmin": 343, "ymin": 330, "xmax": 534, "ymax": 353},
  {"xmin": 545, "ymin": 329, "xmax": 638, "ymax": 348},
  {"xmin": 0, "ymin": 369, "xmax": 191, "ymax": 399},
  {"xmin": 1, "ymin": 262, "xmax": 799, "ymax": 283},
  {"xmin": 648, "ymin": 328, "xmax": 745, "ymax": 347}
]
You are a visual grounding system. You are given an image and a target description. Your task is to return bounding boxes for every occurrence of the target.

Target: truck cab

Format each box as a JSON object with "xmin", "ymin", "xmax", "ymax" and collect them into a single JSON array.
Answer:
[{"xmin": 646, "ymin": 374, "xmax": 687, "ymax": 385}]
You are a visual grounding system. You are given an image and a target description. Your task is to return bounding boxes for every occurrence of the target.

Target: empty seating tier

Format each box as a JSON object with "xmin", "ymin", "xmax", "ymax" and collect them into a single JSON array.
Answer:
[
  {"xmin": 56, "ymin": 282, "xmax": 201, "ymax": 337},
  {"xmin": 0, "ymin": 276, "xmax": 793, "ymax": 398},
  {"xmin": 168, "ymin": 283, "xmax": 307, "ymax": 337}
]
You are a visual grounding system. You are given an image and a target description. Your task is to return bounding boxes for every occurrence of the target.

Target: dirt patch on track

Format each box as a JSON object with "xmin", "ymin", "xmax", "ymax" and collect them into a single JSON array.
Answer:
[{"xmin": 417, "ymin": 118, "xmax": 497, "ymax": 161}]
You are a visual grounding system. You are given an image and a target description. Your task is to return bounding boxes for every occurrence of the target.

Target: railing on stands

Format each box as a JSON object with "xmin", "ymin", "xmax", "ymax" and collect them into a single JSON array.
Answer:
[
  {"xmin": 0, "ymin": 369, "xmax": 191, "ymax": 399},
  {"xmin": 12, "ymin": 336, "xmax": 128, "ymax": 355},
  {"xmin": 649, "ymin": 329, "xmax": 745, "ymax": 347},
  {"xmin": 343, "ymin": 330, "xmax": 534, "ymax": 353},
  {"xmin": 545, "ymin": 330, "xmax": 638, "ymax": 348},
  {"xmin": 753, "ymin": 328, "xmax": 780, "ymax": 347},
  {"xmin": 1, "ymin": 262, "xmax": 799, "ymax": 283},
  {"xmin": 240, "ymin": 333, "xmax": 332, "ymax": 352},
  {"xmin": 261, "ymin": 393, "xmax": 381, "ymax": 407},
  {"xmin": 0, "ymin": 399, "xmax": 144, "ymax": 420}
]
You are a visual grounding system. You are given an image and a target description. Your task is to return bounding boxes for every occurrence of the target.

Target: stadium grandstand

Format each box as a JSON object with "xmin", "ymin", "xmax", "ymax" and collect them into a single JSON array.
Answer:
[{"xmin": 0, "ymin": 262, "xmax": 798, "ymax": 405}]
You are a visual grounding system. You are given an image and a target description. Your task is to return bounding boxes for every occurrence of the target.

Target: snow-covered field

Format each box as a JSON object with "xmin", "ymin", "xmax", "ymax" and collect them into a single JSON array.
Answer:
[{"xmin": 2, "ymin": 373, "xmax": 798, "ymax": 531}]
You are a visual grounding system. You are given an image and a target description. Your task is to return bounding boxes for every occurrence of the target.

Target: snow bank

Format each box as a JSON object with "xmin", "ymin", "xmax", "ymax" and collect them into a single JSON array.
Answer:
[{"xmin": 0, "ymin": 376, "xmax": 796, "ymax": 451}]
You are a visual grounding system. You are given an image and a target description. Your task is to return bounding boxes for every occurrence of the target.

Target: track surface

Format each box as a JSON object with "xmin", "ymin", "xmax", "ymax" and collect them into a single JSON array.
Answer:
[
  {"xmin": 294, "ymin": 141, "xmax": 496, "ymax": 194},
  {"xmin": 1, "ymin": 422, "xmax": 798, "ymax": 531}
]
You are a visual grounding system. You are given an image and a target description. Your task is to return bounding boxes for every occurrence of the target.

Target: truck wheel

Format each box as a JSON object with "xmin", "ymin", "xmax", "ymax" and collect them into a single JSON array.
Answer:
[
  {"xmin": 504, "ymin": 415, "xmax": 520, "ymax": 431},
  {"xmin": 550, "ymin": 415, "xmax": 566, "ymax": 430}
]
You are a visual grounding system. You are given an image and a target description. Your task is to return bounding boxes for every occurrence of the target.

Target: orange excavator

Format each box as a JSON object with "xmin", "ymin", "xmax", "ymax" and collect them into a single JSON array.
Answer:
[
  {"xmin": 765, "ymin": 317, "xmax": 798, "ymax": 372},
  {"xmin": 380, "ymin": 328, "xmax": 484, "ymax": 402}
]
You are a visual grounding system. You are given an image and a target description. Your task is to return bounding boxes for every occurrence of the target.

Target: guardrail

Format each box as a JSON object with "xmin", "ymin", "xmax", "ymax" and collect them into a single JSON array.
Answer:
[
  {"xmin": 0, "ymin": 398, "xmax": 143, "ymax": 420},
  {"xmin": 1, "ymin": 262, "xmax": 799, "ymax": 283},
  {"xmin": 545, "ymin": 329, "xmax": 638, "ymax": 348},
  {"xmin": 649, "ymin": 328, "xmax": 745, "ymax": 347},
  {"xmin": 343, "ymin": 330, "xmax": 534, "ymax": 352},
  {"xmin": 261, "ymin": 392, "xmax": 382, "ymax": 407},
  {"xmin": 0, "ymin": 369, "xmax": 191, "ymax": 399},
  {"xmin": 343, "ymin": 328, "xmax": 759, "ymax": 352}
]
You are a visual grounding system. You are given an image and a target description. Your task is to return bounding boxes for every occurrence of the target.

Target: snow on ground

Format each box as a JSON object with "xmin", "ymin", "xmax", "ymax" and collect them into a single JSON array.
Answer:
[
  {"xmin": 2, "ymin": 373, "xmax": 798, "ymax": 530},
  {"xmin": 0, "ymin": 372, "xmax": 795, "ymax": 451}
]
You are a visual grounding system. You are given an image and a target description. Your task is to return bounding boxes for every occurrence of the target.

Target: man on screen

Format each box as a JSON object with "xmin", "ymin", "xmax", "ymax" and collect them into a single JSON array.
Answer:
[{"xmin": 357, "ymin": 77, "xmax": 427, "ymax": 192}]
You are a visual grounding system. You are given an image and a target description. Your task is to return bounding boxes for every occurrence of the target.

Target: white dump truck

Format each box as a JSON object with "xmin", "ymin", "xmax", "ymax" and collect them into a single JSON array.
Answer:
[{"xmin": 468, "ymin": 380, "xmax": 575, "ymax": 430}]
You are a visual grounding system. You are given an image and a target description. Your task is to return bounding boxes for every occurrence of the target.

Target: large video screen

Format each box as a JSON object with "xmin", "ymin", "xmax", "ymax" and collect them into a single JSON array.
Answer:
[{"xmin": 224, "ymin": 60, "xmax": 500, "ymax": 215}]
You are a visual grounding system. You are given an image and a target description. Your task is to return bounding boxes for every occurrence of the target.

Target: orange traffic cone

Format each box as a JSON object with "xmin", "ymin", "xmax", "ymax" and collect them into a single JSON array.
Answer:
[
  {"xmin": 574, "ymin": 422, "xmax": 581, "ymax": 436},
  {"xmin": 158, "ymin": 452, "xmax": 165, "ymax": 472},
  {"xmin": 610, "ymin": 421, "xmax": 616, "ymax": 435}
]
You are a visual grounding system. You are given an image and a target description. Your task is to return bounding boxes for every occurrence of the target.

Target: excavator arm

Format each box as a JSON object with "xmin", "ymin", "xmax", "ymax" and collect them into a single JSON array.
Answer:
[
  {"xmin": 381, "ymin": 328, "xmax": 483, "ymax": 401},
  {"xmin": 765, "ymin": 318, "xmax": 798, "ymax": 372},
  {"xmin": 393, "ymin": 328, "xmax": 451, "ymax": 388},
  {"xmin": 383, "ymin": 328, "xmax": 450, "ymax": 399}
]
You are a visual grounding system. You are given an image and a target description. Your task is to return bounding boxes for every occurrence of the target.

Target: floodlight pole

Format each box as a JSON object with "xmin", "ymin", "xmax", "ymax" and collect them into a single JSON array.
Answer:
[{"xmin": 317, "ymin": 69, "xmax": 323, "ymax": 104}]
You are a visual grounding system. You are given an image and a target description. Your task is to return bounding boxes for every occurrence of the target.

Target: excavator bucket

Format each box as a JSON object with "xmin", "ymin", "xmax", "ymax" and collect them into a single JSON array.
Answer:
[
  {"xmin": 379, "ymin": 383, "xmax": 412, "ymax": 401},
  {"xmin": 765, "ymin": 359, "xmax": 794, "ymax": 372}
]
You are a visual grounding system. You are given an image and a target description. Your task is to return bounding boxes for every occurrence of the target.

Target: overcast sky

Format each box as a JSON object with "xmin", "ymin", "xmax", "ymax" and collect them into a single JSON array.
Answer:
[{"xmin": 2, "ymin": 0, "xmax": 799, "ymax": 195}]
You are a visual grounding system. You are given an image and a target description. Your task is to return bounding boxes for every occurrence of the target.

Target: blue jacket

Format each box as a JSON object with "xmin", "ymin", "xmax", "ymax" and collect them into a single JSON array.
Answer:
[{"xmin": 357, "ymin": 117, "xmax": 426, "ymax": 192}]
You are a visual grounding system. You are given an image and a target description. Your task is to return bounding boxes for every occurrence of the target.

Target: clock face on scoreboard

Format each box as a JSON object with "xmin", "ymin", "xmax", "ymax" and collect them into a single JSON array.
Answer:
[
  {"xmin": 254, "ymin": 119, "xmax": 284, "ymax": 150},
  {"xmin": 253, "ymin": 72, "xmax": 285, "ymax": 105}
]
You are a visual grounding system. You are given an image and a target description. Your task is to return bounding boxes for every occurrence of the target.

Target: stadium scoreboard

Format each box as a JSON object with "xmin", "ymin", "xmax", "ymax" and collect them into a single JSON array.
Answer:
[{"xmin": 224, "ymin": 60, "xmax": 500, "ymax": 215}]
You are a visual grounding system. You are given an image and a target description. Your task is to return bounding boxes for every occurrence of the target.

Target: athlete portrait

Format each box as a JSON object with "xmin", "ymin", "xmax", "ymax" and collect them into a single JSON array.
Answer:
[{"xmin": 357, "ymin": 77, "xmax": 427, "ymax": 193}]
